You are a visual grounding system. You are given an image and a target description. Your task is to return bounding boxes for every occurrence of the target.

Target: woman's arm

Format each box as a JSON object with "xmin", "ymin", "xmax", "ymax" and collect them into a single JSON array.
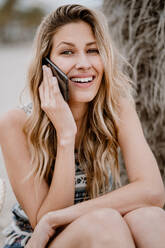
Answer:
[
  {"xmin": 36, "ymin": 137, "xmax": 76, "ymax": 223},
  {"xmin": 36, "ymin": 66, "xmax": 78, "ymax": 223},
  {"xmin": 0, "ymin": 67, "xmax": 78, "ymax": 228},
  {"xmin": 25, "ymin": 213, "xmax": 57, "ymax": 248},
  {"xmin": 0, "ymin": 109, "xmax": 76, "ymax": 228},
  {"xmin": 38, "ymin": 98, "xmax": 165, "ymax": 225},
  {"xmin": 0, "ymin": 66, "xmax": 78, "ymax": 228}
]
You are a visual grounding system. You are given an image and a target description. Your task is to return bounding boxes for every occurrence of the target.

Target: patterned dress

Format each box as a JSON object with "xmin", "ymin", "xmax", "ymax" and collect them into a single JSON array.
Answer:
[{"xmin": 2, "ymin": 103, "xmax": 112, "ymax": 247}]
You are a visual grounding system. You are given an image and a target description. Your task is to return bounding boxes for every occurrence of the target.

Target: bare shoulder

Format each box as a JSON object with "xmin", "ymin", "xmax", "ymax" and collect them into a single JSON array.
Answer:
[
  {"xmin": 0, "ymin": 108, "xmax": 27, "ymax": 140},
  {"xmin": 116, "ymin": 97, "xmax": 146, "ymax": 151},
  {"xmin": 118, "ymin": 97, "xmax": 136, "ymax": 115},
  {"xmin": 116, "ymin": 97, "xmax": 138, "ymax": 129}
]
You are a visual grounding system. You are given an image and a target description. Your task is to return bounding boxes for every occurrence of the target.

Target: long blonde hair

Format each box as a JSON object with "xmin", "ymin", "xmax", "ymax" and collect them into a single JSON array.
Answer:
[{"xmin": 24, "ymin": 4, "xmax": 134, "ymax": 199}]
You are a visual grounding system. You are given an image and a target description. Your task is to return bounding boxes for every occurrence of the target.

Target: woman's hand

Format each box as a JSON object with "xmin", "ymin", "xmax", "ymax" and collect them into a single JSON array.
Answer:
[
  {"xmin": 25, "ymin": 213, "xmax": 57, "ymax": 248},
  {"xmin": 39, "ymin": 65, "xmax": 77, "ymax": 141},
  {"xmin": 26, "ymin": 210, "xmax": 72, "ymax": 248}
]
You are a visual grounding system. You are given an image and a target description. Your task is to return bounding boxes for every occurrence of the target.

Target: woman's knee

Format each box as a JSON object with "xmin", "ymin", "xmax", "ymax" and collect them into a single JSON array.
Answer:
[
  {"xmin": 124, "ymin": 206, "xmax": 165, "ymax": 230},
  {"xmin": 79, "ymin": 208, "xmax": 135, "ymax": 247},
  {"xmin": 77, "ymin": 208, "xmax": 125, "ymax": 238},
  {"xmin": 73, "ymin": 208, "xmax": 125, "ymax": 245},
  {"xmin": 50, "ymin": 208, "xmax": 135, "ymax": 248},
  {"xmin": 82, "ymin": 208, "xmax": 122, "ymax": 227}
]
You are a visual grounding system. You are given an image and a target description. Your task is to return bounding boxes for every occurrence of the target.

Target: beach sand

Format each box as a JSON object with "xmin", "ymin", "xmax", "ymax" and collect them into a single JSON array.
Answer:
[{"xmin": 0, "ymin": 43, "xmax": 32, "ymax": 246}]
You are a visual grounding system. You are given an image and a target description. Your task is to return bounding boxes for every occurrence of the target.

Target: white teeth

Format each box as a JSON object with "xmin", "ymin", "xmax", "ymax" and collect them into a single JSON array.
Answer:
[{"xmin": 71, "ymin": 77, "xmax": 93, "ymax": 83}]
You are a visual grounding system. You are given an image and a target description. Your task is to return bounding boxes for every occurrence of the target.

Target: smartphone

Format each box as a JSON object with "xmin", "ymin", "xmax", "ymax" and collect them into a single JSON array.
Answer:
[{"xmin": 43, "ymin": 57, "xmax": 69, "ymax": 102}]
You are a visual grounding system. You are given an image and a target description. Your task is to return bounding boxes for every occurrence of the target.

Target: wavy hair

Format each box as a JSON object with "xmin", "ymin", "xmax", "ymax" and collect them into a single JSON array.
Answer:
[{"xmin": 23, "ymin": 4, "xmax": 134, "ymax": 199}]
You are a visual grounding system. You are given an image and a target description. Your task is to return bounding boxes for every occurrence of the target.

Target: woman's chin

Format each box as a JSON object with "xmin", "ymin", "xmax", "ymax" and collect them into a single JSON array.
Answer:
[{"xmin": 69, "ymin": 93, "xmax": 95, "ymax": 104}]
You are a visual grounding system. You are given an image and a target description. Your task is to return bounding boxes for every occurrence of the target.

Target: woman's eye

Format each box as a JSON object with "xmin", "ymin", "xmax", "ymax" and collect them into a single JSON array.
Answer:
[
  {"xmin": 87, "ymin": 49, "xmax": 99, "ymax": 54},
  {"xmin": 61, "ymin": 50, "xmax": 73, "ymax": 55}
]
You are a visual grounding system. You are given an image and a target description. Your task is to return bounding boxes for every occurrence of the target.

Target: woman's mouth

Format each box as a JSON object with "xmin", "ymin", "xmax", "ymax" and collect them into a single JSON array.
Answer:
[{"xmin": 69, "ymin": 76, "xmax": 95, "ymax": 88}]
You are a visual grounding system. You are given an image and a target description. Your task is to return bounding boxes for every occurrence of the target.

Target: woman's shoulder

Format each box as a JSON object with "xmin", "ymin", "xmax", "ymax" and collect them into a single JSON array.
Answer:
[
  {"xmin": 0, "ymin": 104, "xmax": 32, "ymax": 139},
  {"xmin": 116, "ymin": 97, "xmax": 136, "ymax": 124},
  {"xmin": 118, "ymin": 97, "xmax": 135, "ymax": 113},
  {"xmin": 0, "ymin": 108, "xmax": 26, "ymax": 128}
]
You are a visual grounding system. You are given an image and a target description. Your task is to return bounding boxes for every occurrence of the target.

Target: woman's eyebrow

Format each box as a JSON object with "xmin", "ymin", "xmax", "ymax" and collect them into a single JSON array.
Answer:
[
  {"xmin": 56, "ymin": 41, "xmax": 97, "ymax": 48},
  {"xmin": 86, "ymin": 41, "xmax": 97, "ymax": 46},
  {"xmin": 56, "ymin": 41, "xmax": 75, "ymax": 48}
]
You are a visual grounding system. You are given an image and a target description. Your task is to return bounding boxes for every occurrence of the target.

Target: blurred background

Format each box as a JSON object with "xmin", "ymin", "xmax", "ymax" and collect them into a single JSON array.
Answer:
[
  {"xmin": 0, "ymin": 0, "xmax": 103, "ymax": 115},
  {"xmin": 0, "ymin": 0, "xmax": 164, "ymax": 246}
]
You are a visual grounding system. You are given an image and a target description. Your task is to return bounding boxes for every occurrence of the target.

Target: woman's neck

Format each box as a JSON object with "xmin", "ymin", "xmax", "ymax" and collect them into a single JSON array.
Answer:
[
  {"xmin": 69, "ymin": 102, "xmax": 88, "ymax": 123},
  {"xmin": 69, "ymin": 102, "xmax": 88, "ymax": 150}
]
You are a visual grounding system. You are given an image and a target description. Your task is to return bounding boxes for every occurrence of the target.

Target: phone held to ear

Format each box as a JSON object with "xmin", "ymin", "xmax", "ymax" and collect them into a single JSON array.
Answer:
[{"xmin": 43, "ymin": 57, "xmax": 69, "ymax": 102}]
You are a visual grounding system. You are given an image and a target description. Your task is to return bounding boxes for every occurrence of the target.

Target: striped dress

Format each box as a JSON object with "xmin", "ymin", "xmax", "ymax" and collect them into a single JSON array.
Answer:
[{"xmin": 2, "ymin": 103, "xmax": 112, "ymax": 247}]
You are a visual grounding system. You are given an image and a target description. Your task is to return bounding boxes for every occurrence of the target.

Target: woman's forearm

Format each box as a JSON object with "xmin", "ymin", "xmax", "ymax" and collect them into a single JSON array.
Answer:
[
  {"xmin": 37, "ymin": 136, "xmax": 76, "ymax": 223},
  {"xmin": 25, "ymin": 181, "xmax": 157, "ymax": 248},
  {"xmin": 50, "ymin": 179, "xmax": 164, "ymax": 227},
  {"xmin": 25, "ymin": 238, "xmax": 36, "ymax": 248}
]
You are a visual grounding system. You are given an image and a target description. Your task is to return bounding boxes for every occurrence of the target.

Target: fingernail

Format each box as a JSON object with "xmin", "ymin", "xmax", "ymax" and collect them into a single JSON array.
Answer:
[{"xmin": 52, "ymin": 77, "xmax": 57, "ymax": 83}]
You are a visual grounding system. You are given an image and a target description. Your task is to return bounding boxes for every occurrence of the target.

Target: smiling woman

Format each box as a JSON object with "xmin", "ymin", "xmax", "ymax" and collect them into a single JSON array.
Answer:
[
  {"xmin": 0, "ymin": 4, "xmax": 165, "ymax": 248},
  {"xmin": 49, "ymin": 21, "xmax": 103, "ymax": 104}
]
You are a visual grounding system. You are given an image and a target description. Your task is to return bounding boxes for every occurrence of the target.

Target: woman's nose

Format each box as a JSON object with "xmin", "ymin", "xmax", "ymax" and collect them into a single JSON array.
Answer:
[{"xmin": 75, "ymin": 53, "xmax": 91, "ymax": 70}]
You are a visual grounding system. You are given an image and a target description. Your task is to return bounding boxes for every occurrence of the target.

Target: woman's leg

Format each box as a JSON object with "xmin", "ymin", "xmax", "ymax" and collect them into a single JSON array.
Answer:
[
  {"xmin": 48, "ymin": 208, "xmax": 136, "ymax": 248},
  {"xmin": 124, "ymin": 206, "xmax": 165, "ymax": 248}
]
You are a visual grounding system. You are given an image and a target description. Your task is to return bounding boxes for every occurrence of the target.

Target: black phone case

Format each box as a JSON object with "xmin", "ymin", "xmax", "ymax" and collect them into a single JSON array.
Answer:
[{"xmin": 43, "ymin": 57, "xmax": 69, "ymax": 102}]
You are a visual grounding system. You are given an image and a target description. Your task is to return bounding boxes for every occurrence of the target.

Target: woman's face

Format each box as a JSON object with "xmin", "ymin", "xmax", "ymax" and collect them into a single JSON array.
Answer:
[{"xmin": 50, "ymin": 21, "xmax": 104, "ymax": 104}]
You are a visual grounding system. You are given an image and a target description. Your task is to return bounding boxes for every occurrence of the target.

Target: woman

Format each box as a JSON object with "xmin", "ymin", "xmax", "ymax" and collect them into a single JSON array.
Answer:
[{"xmin": 0, "ymin": 4, "xmax": 165, "ymax": 248}]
